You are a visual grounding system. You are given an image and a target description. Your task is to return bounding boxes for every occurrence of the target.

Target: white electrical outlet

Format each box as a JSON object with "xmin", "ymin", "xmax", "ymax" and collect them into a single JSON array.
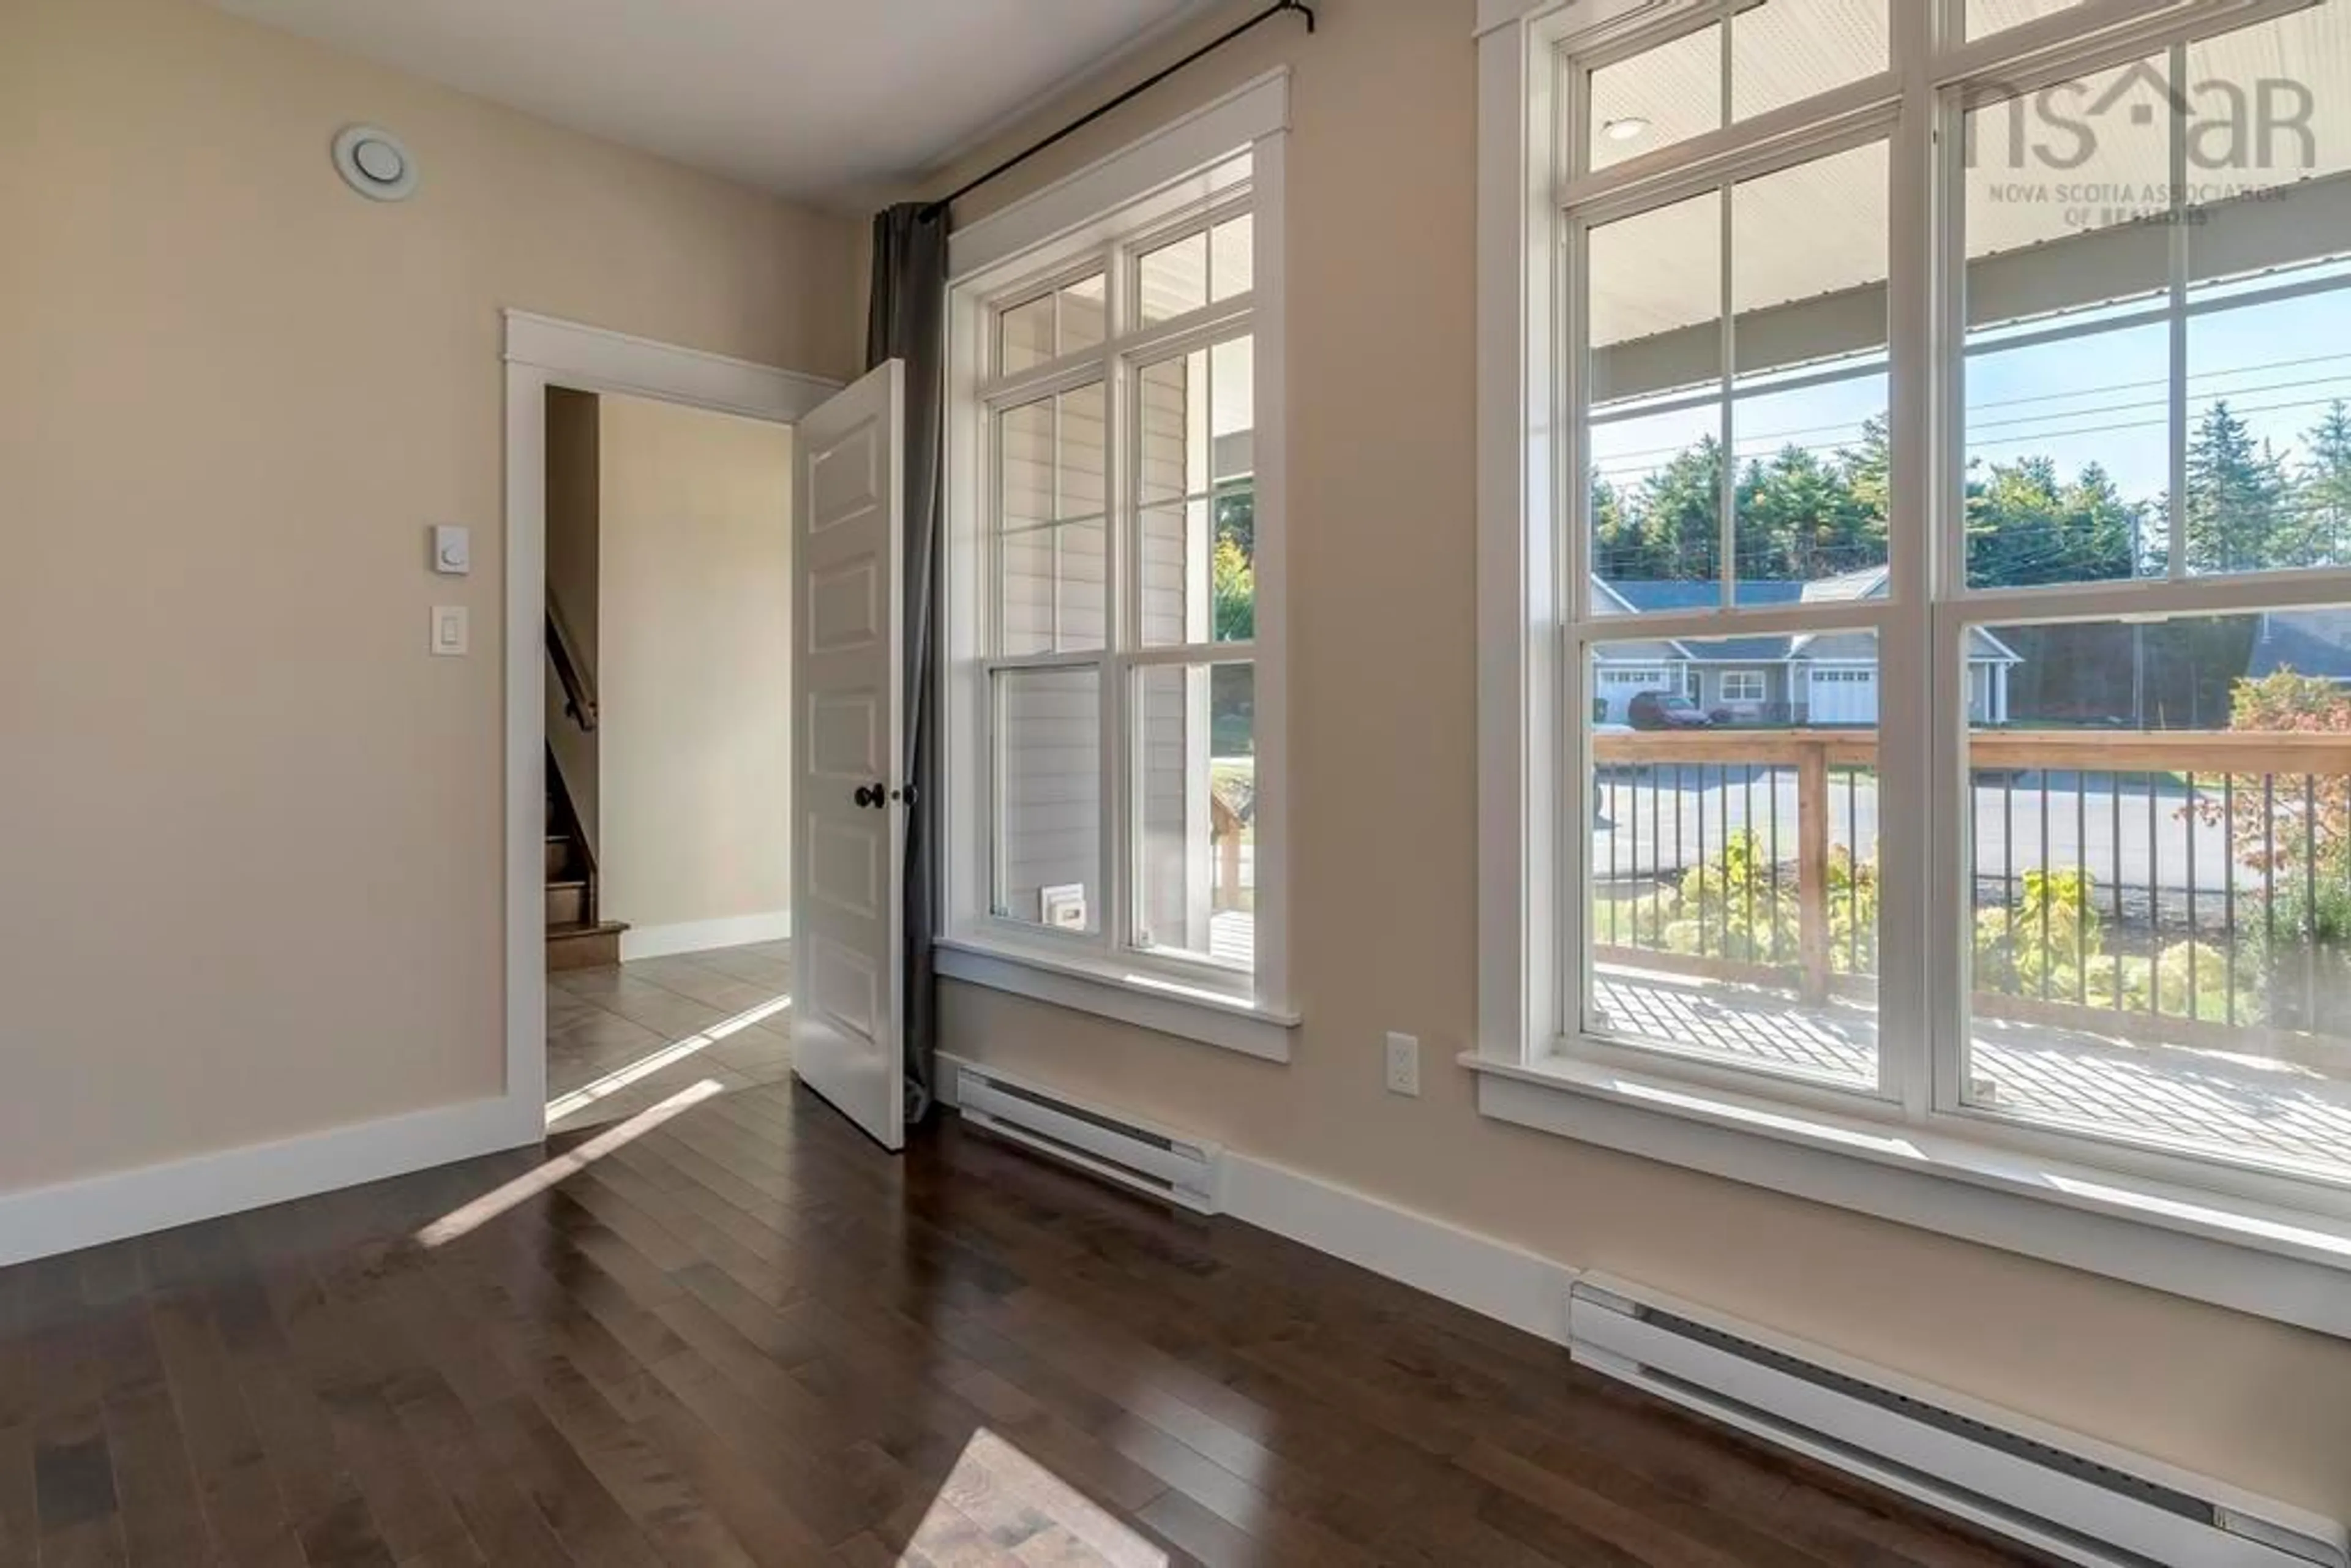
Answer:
[{"xmin": 1384, "ymin": 1032, "xmax": 1421, "ymax": 1097}]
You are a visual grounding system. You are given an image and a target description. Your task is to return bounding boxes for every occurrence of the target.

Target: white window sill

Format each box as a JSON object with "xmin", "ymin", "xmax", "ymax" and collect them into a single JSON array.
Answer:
[
  {"xmin": 936, "ymin": 938, "xmax": 1298, "ymax": 1063},
  {"xmin": 1464, "ymin": 1049, "xmax": 2351, "ymax": 1342}
]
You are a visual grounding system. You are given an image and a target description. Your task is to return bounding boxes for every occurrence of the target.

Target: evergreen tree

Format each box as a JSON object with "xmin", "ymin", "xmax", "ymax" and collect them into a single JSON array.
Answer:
[
  {"xmin": 1632, "ymin": 437, "xmax": 1725, "ymax": 582},
  {"xmin": 2057, "ymin": 463, "xmax": 2144, "ymax": 582},
  {"xmin": 1842, "ymin": 414, "xmax": 1892, "ymax": 529},
  {"xmin": 1739, "ymin": 443, "xmax": 1881, "ymax": 580},
  {"xmin": 1589, "ymin": 470, "xmax": 1651, "ymax": 580},
  {"xmin": 2294, "ymin": 400, "xmax": 2351, "ymax": 568},
  {"xmin": 1959, "ymin": 456, "xmax": 2142, "ymax": 587},
  {"xmin": 1586, "ymin": 408, "xmax": 2141, "ymax": 591},
  {"xmin": 2184, "ymin": 400, "xmax": 2290, "ymax": 573}
]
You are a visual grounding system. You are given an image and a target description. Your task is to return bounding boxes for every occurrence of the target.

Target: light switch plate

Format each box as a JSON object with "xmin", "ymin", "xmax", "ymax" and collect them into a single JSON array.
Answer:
[
  {"xmin": 431, "ymin": 523, "xmax": 471, "ymax": 576},
  {"xmin": 430, "ymin": 605, "xmax": 468, "ymax": 656}
]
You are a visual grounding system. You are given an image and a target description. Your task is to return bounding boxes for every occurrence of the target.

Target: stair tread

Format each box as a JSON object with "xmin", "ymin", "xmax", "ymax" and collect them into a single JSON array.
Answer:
[
  {"xmin": 546, "ymin": 878, "xmax": 588, "ymax": 891},
  {"xmin": 547, "ymin": 919, "xmax": 628, "ymax": 938}
]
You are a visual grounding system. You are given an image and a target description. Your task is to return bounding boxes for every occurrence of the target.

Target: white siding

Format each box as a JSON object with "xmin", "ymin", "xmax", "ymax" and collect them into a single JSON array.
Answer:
[
  {"xmin": 997, "ymin": 668, "xmax": 1098, "ymax": 926},
  {"xmin": 997, "ymin": 386, "xmax": 1107, "ymax": 656}
]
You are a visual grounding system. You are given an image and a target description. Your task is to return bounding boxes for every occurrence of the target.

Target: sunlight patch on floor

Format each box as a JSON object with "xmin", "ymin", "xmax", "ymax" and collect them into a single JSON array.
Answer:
[
  {"xmin": 900, "ymin": 1428, "xmax": 1167, "ymax": 1567},
  {"xmin": 419, "ymin": 1078, "xmax": 724, "ymax": 1247},
  {"xmin": 544, "ymin": 991, "xmax": 791, "ymax": 1123}
]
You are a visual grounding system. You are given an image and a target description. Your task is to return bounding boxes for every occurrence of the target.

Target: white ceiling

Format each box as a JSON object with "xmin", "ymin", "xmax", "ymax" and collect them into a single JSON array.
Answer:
[{"xmin": 212, "ymin": 0, "xmax": 1212, "ymax": 204}]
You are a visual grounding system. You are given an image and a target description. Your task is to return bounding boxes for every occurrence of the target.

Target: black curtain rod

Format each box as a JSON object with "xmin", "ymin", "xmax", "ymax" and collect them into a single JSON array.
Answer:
[{"xmin": 921, "ymin": 0, "xmax": 1315, "ymax": 221}]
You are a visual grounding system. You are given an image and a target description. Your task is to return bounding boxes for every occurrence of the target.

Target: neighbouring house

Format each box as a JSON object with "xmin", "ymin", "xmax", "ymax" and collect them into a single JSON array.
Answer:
[
  {"xmin": 1591, "ymin": 567, "xmax": 2023, "ymax": 724},
  {"xmin": 2248, "ymin": 608, "xmax": 2351, "ymax": 684}
]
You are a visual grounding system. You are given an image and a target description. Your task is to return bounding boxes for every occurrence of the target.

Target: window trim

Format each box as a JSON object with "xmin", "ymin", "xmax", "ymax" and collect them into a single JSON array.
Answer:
[
  {"xmin": 1717, "ymin": 669, "xmax": 1765, "ymax": 704},
  {"xmin": 943, "ymin": 71, "xmax": 1294, "ymax": 1053},
  {"xmin": 1476, "ymin": 0, "xmax": 2351, "ymax": 1337}
]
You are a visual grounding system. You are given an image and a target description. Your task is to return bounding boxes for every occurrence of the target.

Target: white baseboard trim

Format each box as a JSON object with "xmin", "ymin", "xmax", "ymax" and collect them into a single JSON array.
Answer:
[
  {"xmin": 0, "ymin": 1093, "xmax": 541, "ymax": 1267},
  {"xmin": 619, "ymin": 910, "xmax": 792, "ymax": 962},
  {"xmin": 1220, "ymin": 1153, "xmax": 1577, "ymax": 1345},
  {"xmin": 934, "ymin": 1051, "xmax": 1575, "ymax": 1345}
]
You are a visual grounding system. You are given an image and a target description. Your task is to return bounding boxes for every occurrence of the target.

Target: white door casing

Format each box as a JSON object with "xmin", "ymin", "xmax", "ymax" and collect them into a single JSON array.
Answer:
[{"xmin": 792, "ymin": 361, "xmax": 907, "ymax": 1151}]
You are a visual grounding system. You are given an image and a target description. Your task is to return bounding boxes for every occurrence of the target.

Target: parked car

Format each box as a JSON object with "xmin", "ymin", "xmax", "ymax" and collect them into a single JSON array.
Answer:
[{"xmin": 1628, "ymin": 691, "xmax": 1714, "ymax": 730}]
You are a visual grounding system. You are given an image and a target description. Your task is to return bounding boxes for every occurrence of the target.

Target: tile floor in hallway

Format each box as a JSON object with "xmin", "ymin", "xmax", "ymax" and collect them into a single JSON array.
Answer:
[{"xmin": 547, "ymin": 940, "xmax": 795, "ymax": 1133}]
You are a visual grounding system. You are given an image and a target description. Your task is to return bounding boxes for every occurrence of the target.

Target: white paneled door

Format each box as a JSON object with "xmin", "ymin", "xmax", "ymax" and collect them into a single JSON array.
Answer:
[{"xmin": 792, "ymin": 361, "xmax": 906, "ymax": 1151}]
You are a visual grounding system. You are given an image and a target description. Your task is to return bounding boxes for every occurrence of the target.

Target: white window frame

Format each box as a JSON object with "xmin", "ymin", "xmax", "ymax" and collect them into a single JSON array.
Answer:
[
  {"xmin": 940, "ymin": 72, "xmax": 1296, "ymax": 1063},
  {"xmin": 1717, "ymin": 670, "xmax": 1766, "ymax": 704},
  {"xmin": 1475, "ymin": 0, "xmax": 2351, "ymax": 1339}
]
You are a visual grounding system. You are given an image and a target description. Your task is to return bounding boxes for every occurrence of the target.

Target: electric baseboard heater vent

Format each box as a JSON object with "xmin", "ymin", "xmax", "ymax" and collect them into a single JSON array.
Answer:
[
  {"xmin": 956, "ymin": 1065, "xmax": 1221, "ymax": 1215},
  {"xmin": 1569, "ymin": 1274, "xmax": 2347, "ymax": 1568}
]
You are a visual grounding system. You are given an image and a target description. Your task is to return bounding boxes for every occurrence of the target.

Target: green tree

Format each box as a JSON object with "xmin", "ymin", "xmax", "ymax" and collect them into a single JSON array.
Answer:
[
  {"xmin": 1210, "ymin": 486, "xmax": 1256, "ymax": 749},
  {"xmin": 1843, "ymin": 413, "xmax": 1892, "ymax": 527},
  {"xmin": 1632, "ymin": 436, "xmax": 1726, "ymax": 582},
  {"xmin": 1215, "ymin": 484, "xmax": 1254, "ymax": 559},
  {"xmin": 1589, "ymin": 470, "xmax": 1654, "ymax": 580},
  {"xmin": 1211, "ymin": 486, "xmax": 1256, "ymax": 643},
  {"xmin": 2293, "ymin": 400, "xmax": 2351, "ymax": 568},
  {"xmin": 1212, "ymin": 534, "xmax": 1254, "ymax": 643},
  {"xmin": 2184, "ymin": 400, "xmax": 2291, "ymax": 573},
  {"xmin": 1738, "ymin": 443, "xmax": 1881, "ymax": 580},
  {"xmin": 1964, "ymin": 456, "xmax": 2142, "ymax": 587}
]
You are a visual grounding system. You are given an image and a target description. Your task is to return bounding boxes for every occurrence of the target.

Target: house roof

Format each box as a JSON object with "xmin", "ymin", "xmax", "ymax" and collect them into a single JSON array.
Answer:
[
  {"xmin": 1594, "ymin": 571, "xmax": 2022, "ymax": 664},
  {"xmin": 2248, "ymin": 610, "xmax": 2351, "ymax": 680}
]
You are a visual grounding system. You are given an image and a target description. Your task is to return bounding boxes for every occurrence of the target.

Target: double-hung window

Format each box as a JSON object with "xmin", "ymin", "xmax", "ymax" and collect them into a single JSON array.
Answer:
[
  {"xmin": 940, "ymin": 80, "xmax": 1294, "ymax": 1060},
  {"xmin": 1479, "ymin": 0, "xmax": 2351, "ymax": 1333}
]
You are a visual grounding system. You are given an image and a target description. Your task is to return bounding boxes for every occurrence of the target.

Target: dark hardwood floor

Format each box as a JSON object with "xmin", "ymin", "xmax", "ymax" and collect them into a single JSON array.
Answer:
[{"xmin": 0, "ymin": 1076, "xmax": 2045, "ymax": 1567}]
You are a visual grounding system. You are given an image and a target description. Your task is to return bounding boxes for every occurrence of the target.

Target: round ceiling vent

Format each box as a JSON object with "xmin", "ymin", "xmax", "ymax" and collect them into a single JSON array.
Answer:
[{"xmin": 332, "ymin": 124, "xmax": 417, "ymax": 202}]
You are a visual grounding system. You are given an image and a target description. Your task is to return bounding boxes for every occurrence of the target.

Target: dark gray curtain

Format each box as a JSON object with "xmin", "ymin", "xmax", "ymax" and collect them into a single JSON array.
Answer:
[{"xmin": 868, "ymin": 203, "xmax": 950, "ymax": 1127}]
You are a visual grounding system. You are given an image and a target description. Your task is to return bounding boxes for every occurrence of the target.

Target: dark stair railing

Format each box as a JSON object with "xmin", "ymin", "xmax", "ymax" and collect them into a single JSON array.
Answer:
[
  {"xmin": 547, "ymin": 590, "xmax": 597, "ymax": 733},
  {"xmin": 545, "ymin": 588, "xmax": 600, "ymax": 932}
]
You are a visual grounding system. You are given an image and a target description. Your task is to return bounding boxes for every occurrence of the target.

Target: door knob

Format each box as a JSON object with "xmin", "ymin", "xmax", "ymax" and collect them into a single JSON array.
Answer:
[{"xmin": 853, "ymin": 783, "xmax": 886, "ymax": 809}]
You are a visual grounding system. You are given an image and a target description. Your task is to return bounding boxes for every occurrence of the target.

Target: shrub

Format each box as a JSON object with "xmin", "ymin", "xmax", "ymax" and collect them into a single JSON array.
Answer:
[{"xmin": 1973, "ymin": 868, "xmax": 2102, "ymax": 1000}]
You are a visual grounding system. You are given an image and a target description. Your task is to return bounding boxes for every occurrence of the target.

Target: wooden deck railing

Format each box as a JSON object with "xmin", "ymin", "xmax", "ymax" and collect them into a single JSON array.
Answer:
[{"xmin": 1590, "ymin": 727, "xmax": 2351, "ymax": 1027}]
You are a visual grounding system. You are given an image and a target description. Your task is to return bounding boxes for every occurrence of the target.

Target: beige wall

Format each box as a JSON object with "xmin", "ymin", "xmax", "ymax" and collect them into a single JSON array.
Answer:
[
  {"xmin": 0, "ymin": 0, "xmax": 860, "ymax": 1194},
  {"xmin": 546, "ymin": 387, "xmax": 602, "ymax": 850},
  {"xmin": 597, "ymin": 395, "xmax": 793, "ymax": 934},
  {"xmin": 923, "ymin": 0, "xmax": 2351, "ymax": 1517}
]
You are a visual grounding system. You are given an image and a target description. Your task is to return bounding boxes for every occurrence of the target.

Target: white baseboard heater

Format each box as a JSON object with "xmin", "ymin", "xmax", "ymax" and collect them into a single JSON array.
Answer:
[
  {"xmin": 955, "ymin": 1064, "xmax": 1221, "ymax": 1215},
  {"xmin": 1569, "ymin": 1274, "xmax": 2347, "ymax": 1568}
]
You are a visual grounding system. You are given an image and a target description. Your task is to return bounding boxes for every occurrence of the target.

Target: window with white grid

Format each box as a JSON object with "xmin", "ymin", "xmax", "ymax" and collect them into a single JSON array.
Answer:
[
  {"xmin": 943, "ymin": 120, "xmax": 1289, "ymax": 1047},
  {"xmin": 1480, "ymin": 0, "xmax": 2351, "ymax": 1315}
]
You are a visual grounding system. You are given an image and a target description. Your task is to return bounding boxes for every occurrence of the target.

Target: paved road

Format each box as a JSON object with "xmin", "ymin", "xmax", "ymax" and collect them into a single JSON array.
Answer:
[{"xmin": 1592, "ymin": 768, "xmax": 2253, "ymax": 893}]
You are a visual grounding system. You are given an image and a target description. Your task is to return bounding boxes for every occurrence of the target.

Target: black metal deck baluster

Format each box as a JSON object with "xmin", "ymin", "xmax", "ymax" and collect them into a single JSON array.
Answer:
[
  {"xmin": 1606, "ymin": 762, "xmax": 1618, "ymax": 948},
  {"xmin": 2147, "ymin": 773, "xmax": 2161, "ymax": 1022},
  {"xmin": 2111, "ymin": 772, "xmax": 2124, "ymax": 1011},
  {"xmin": 2263, "ymin": 776, "xmax": 2276, "ymax": 967},
  {"xmin": 1695, "ymin": 764, "xmax": 1708, "ymax": 957},
  {"xmin": 2003, "ymin": 773, "xmax": 2017, "ymax": 984},
  {"xmin": 1655, "ymin": 762, "xmax": 1667, "ymax": 948},
  {"xmin": 1768, "ymin": 762, "xmax": 1782, "ymax": 965},
  {"xmin": 2075, "ymin": 775, "xmax": 2089, "ymax": 1006},
  {"xmin": 1847, "ymin": 765, "xmax": 1861, "ymax": 976},
  {"xmin": 2223, "ymin": 774, "xmax": 2237, "ymax": 1027},
  {"xmin": 2309, "ymin": 776, "xmax": 2322, "ymax": 1029},
  {"xmin": 2185, "ymin": 772, "xmax": 2199, "ymax": 1024},
  {"xmin": 1722, "ymin": 763, "xmax": 1734, "ymax": 958},
  {"xmin": 2039, "ymin": 769, "xmax": 2053, "ymax": 1002},
  {"xmin": 1743, "ymin": 763, "xmax": 1756, "ymax": 960}
]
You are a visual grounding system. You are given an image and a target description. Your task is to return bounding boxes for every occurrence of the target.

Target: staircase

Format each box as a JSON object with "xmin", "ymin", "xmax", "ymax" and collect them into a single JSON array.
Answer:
[
  {"xmin": 546, "ymin": 762, "xmax": 626, "ymax": 970},
  {"xmin": 544, "ymin": 584, "xmax": 623, "ymax": 969}
]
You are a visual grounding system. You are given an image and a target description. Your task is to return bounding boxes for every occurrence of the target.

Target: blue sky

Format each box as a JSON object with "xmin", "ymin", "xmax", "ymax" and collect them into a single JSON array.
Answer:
[{"xmin": 1588, "ymin": 265, "xmax": 2351, "ymax": 571}]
